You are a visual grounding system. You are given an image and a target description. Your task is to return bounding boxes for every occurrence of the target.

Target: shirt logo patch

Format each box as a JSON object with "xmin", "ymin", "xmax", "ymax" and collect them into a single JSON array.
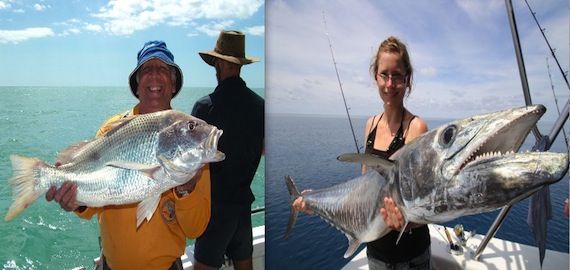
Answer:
[{"xmin": 161, "ymin": 198, "xmax": 176, "ymax": 224}]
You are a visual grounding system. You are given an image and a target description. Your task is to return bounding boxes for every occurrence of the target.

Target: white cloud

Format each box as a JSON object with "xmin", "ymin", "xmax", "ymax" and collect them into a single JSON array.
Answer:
[
  {"xmin": 0, "ymin": 1, "xmax": 10, "ymax": 10},
  {"xmin": 33, "ymin": 3, "xmax": 49, "ymax": 11},
  {"xmin": 246, "ymin": 25, "xmax": 264, "ymax": 36},
  {"xmin": 0, "ymin": 27, "xmax": 54, "ymax": 44},
  {"xmin": 84, "ymin": 23, "xmax": 102, "ymax": 32},
  {"xmin": 196, "ymin": 20, "xmax": 236, "ymax": 37},
  {"xmin": 91, "ymin": 0, "xmax": 263, "ymax": 36}
]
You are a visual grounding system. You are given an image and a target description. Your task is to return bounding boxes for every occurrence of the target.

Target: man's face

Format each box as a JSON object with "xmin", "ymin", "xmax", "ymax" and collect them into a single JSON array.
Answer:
[{"xmin": 136, "ymin": 58, "xmax": 176, "ymax": 113}]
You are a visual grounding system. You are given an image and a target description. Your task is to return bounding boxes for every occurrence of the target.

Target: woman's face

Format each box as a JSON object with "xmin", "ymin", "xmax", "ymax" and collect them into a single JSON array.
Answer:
[{"xmin": 375, "ymin": 52, "xmax": 408, "ymax": 107}]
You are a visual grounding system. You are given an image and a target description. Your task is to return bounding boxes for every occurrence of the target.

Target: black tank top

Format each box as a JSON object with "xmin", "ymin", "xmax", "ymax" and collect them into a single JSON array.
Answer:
[
  {"xmin": 364, "ymin": 112, "xmax": 431, "ymax": 263},
  {"xmin": 365, "ymin": 112, "xmax": 410, "ymax": 159}
]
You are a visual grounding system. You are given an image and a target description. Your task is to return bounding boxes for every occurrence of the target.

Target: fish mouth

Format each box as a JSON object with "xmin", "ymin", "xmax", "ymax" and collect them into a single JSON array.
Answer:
[
  {"xmin": 438, "ymin": 104, "xmax": 546, "ymax": 180},
  {"xmin": 204, "ymin": 127, "xmax": 225, "ymax": 162},
  {"xmin": 458, "ymin": 104, "xmax": 545, "ymax": 171}
]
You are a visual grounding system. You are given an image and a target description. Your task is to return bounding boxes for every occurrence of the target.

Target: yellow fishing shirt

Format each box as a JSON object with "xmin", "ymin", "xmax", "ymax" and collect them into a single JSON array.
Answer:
[{"xmin": 76, "ymin": 105, "xmax": 211, "ymax": 269}]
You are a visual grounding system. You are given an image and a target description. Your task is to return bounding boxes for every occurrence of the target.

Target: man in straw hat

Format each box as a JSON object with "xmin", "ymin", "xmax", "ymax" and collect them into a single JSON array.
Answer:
[
  {"xmin": 46, "ymin": 40, "xmax": 211, "ymax": 270},
  {"xmin": 192, "ymin": 30, "xmax": 264, "ymax": 270}
]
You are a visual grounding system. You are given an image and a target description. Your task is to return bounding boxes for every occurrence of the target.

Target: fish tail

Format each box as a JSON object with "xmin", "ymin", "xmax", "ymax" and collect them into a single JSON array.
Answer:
[
  {"xmin": 284, "ymin": 175, "xmax": 301, "ymax": 240},
  {"xmin": 4, "ymin": 155, "xmax": 45, "ymax": 221}
]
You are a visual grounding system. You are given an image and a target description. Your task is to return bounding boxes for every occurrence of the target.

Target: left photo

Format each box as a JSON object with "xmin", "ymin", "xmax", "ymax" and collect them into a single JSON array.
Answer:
[{"xmin": 0, "ymin": 1, "xmax": 265, "ymax": 269}]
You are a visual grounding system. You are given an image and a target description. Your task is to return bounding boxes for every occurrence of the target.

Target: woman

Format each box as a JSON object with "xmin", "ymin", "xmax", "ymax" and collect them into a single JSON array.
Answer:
[{"xmin": 293, "ymin": 36, "xmax": 430, "ymax": 269}]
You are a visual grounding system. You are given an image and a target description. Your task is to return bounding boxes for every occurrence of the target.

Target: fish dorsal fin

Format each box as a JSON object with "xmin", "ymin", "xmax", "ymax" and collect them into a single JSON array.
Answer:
[
  {"xmin": 105, "ymin": 161, "xmax": 160, "ymax": 180},
  {"xmin": 101, "ymin": 115, "xmax": 137, "ymax": 138},
  {"xmin": 344, "ymin": 235, "xmax": 361, "ymax": 258},
  {"xmin": 337, "ymin": 153, "xmax": 393, "ymax": 177},
  {"xmin": 56, "ymin": 140, "xmax": 94, "ymax": 164},
  {"xmin": 395, "ymin": 221, "xmax": 410, "ymax": 245}
]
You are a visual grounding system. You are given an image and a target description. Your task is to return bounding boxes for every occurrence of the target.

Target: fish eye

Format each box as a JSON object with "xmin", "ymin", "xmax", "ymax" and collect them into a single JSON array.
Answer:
[
  {"xmin": 188, "ymin": 121, "xmax": 197, "ymax": 130},
  {"xmin": 439, "ymin": 125, "xmax": 457, "ymax": 146}
]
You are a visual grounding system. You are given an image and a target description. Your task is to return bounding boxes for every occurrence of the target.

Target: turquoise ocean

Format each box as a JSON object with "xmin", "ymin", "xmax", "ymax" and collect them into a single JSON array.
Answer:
[{"xmin": 0, "ymin": 86, "xmax": 265, "ymax": 269}]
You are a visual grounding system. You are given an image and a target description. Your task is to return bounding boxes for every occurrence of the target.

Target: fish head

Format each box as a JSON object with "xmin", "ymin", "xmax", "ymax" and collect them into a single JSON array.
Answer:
[
  {"xmin": 157, "ymin": 111, "xmax": 225, "ymax": 177},
  {"xmin": 397, "ymin": 104, "xmax": 545, "ymax": 181},
  {"xmin": 393, "ymin": 104, "xmax": 569, "ymax": 222}
]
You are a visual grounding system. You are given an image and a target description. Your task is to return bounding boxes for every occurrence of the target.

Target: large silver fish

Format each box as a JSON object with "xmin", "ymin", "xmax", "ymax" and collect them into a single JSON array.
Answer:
[
  {"xmin": 5, "ymin": 110, "xmax": 225, "ymax": 227},
  {"xmin": 285, "ymin": 104, "xmax": 569, "ymax": 258}
]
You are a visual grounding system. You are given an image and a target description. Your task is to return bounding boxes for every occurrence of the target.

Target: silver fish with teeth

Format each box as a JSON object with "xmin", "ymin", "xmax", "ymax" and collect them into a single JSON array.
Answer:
[
  {"xmin": 285, "ymin": 104, "xmax": 569, "ymax": 258},
  {"xmin": 5, "ymin": 110, "xmax": 225, "ymax": 227}
]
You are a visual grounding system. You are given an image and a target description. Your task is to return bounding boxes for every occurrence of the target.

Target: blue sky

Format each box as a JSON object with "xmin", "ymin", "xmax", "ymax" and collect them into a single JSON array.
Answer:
[
  {"xmin": 0, "ymin": 0, "xmax": 265, "ymax": 88},
  {"xmin": 266, "ymin": 0, "xmax": 569, "ymax": 124}
]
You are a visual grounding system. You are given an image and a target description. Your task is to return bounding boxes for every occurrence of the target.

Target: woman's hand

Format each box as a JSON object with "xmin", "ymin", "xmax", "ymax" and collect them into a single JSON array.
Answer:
[
  {"xmin": 292, "ymin": 190, "xmax": 314, "ymax": 214},
  {"xmin": 380, "ymin": 197, "xmax": 405, "ymax": 230}
]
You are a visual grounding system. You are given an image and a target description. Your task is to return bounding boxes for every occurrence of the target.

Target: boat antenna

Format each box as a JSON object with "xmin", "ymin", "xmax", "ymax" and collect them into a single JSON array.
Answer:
[
  {"xmin": 322, "ymin": 11, "xmax": 360, "ymax": 153},
  {"xmin": 524, "ymin": 0, "xmax": 569, "ymax": 90}
]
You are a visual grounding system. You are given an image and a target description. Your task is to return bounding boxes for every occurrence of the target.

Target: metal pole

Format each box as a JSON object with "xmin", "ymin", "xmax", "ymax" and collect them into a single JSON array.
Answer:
[{"xmin": 474, "ymin": 0, "xmax": 542, "ymax": 259}]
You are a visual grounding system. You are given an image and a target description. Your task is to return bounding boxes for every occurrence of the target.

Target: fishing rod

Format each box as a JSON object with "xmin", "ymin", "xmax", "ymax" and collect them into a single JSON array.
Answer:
[
  {"xmin": 322, "ymin": 11, "xmax": 360, "ymax": 153},
  {"xmin": 524, "ymin": 0, "xmax": 569, "ymax": 90},
  {"xmin": 546, "ymin": 57, "xmax": 569, "ymax": 150}
]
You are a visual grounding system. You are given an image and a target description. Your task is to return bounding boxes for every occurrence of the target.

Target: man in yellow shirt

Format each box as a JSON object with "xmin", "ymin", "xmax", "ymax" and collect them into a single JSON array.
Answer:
[{"xmin": 46, "ymin": 40, "xmax": 211, "ymax": 270}]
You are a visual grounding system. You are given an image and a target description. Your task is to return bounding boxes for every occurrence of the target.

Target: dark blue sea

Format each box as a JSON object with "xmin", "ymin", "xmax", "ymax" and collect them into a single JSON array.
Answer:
[{"xmin": 265, "ymin": 113, "xmax": 569, "ymax": 270}]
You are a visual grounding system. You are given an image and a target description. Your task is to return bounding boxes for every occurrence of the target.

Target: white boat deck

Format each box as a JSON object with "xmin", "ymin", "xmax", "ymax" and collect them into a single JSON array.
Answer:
[{"xmin": 343, "ymin": 224, "xmax": 569, "ymax": 270}]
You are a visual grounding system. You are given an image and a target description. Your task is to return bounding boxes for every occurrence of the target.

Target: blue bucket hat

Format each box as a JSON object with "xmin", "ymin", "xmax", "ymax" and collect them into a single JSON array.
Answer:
[{"xmin": 128, "ymin": 40, "xmax": 183, "ymax": 99}]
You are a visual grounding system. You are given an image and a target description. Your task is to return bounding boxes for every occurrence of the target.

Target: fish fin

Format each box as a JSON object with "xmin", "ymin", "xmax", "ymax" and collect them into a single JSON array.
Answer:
[
  {"xmin": 56, "ymin": 140, "xmax": 94, "ymax": 164},
  {"xmin": 105, "ymin": 161, "xmax": 160, "ymax": 179},
  {"xmin": 284, "ymin": 175, "xmax": 301, "ymax": 240},
  {"xmin": 5, "ymin": 155, "xmax": 46, "ymax": 221},
  {"xmin": 395, "ymin": 221, "xmax": 410, "ymax": 245},
  {"xmin": 337, "ymin": 153, "xmax": 393, "ymax": 176},
  {"xmin": 101, "ymin": 115, "xmax": 137, "ymax": 138},
  {"xmin": 344, "ymin": 236, "xmax": 361, "ymax": 258},
  {"xmin": 136, "ymin": 195, "xmax": 161, "ymax": 227},
  {"xmin": 157, "ymin": 155, "xmax": 187, "ymax": 176}
]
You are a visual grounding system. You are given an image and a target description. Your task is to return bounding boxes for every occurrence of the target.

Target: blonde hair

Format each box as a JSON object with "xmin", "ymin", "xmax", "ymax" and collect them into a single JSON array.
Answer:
[{"xmin": 370, "ymin": 36, "xmax": 414, "ymax": 97}]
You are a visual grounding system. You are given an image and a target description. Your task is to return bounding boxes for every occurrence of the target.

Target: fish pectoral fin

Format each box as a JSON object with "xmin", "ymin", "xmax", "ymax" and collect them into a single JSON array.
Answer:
[
  {"xmin": 105, "ymin": 161, "xmax": 160, "ymax": 180},
  {"xmin": 157, "ymin": 155, "xmax": 189, "ymax": 177},
  {"xmin": 344, "ymin": 235, "xmax": 361, "ymax": 258},
  {"xmin": 136, "ymin": 195, "xmax": 161, "ymax": 227},
  {"xmin": 395, "ymin": 221, "xmax": 410, "ymax": 245}
]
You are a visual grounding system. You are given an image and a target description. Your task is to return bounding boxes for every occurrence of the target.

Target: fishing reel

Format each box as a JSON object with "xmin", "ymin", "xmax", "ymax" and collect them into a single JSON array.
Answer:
[
  {"xmin": 444, "ymin": 224, "xmax": 476, "ymax": 255},
  {"xmin": 454, "ymin": 224, "xmax": 475, "ymax": 246}
]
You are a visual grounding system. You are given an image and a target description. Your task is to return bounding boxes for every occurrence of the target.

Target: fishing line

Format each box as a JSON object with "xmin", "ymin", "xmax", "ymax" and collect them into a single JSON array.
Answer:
[
  {"xmin": 322, "ymin": 11, "xmax": 360, "ymax": 153},
  {"xmin": 524, "ymin": 0, "xmax": 569, "ymax": 90}
]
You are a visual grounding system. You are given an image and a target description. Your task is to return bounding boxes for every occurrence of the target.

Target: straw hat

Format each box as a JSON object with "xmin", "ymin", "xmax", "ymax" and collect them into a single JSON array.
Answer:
[
  {"xmin": 128, "ymin": 40, "xmax": 183, "ymax": 98},
  {"xmin": 199, "ymin": 30, "xmax": 259, "ymax": 66}
]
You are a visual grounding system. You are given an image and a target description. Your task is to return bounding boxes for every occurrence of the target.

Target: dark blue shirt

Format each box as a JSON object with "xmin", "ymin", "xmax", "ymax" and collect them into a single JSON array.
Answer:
[{"xmin": 192, "ymin": 76, "xmax": 264, "ymax": 205}]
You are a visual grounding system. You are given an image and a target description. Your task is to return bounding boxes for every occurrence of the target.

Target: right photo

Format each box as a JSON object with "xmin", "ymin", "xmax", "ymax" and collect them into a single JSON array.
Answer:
[{"xmin": 264, "ymin": 1, "xmax": 569, "ymax": 270}]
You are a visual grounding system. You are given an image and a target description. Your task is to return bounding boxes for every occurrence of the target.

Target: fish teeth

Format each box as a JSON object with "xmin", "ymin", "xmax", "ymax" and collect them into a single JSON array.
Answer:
[{"xmin": 475, "ymin": 151, "xmax": 508, "ymax": 161}]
